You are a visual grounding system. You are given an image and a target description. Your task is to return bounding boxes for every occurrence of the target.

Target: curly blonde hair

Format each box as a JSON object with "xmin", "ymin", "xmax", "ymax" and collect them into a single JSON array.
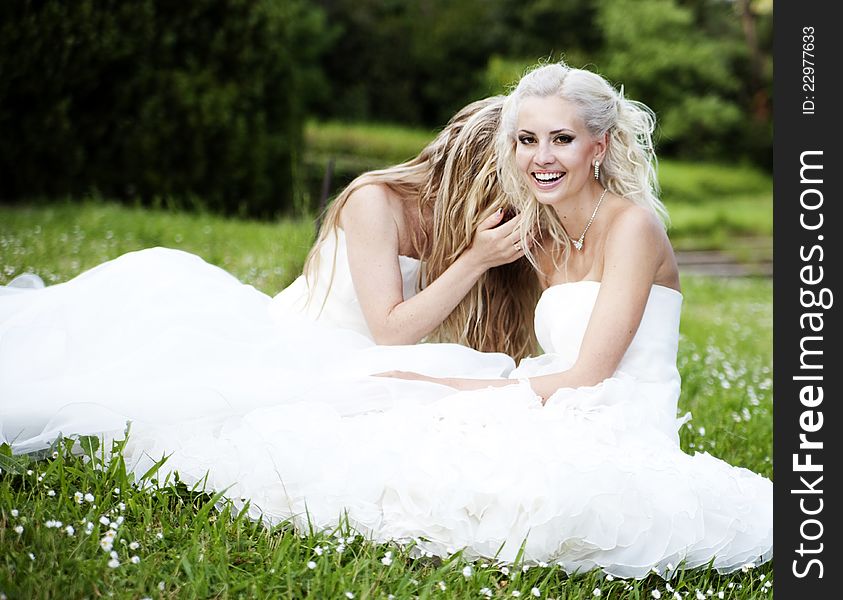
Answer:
[
  {"xmin": 496, "ymin": 61, "xmax": 668, "ymax": 264},
  {"xmin": 304, "ymin": 97, "xmax": 539, "ymax": 360}
]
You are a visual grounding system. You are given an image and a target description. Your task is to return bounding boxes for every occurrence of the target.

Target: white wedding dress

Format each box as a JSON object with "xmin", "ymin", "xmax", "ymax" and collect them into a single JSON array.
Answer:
[{"xmin": 0, "ymin": 237, "xmax": 772, "ymax": 579}]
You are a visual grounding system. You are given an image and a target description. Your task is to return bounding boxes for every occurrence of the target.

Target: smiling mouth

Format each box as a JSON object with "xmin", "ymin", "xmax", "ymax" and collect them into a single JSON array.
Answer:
[{"xmin": 531, "ymin": 171, "xmax": 565, "ymax": 187}]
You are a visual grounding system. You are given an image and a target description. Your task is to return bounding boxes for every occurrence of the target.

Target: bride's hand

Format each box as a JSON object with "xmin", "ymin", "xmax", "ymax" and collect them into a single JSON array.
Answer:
[{"xmin": 375, "ymin": 370, "xmax": 452, "ymax": 386}]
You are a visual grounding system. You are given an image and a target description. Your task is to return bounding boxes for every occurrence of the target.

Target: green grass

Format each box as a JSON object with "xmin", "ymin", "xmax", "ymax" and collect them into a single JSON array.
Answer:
[
  {"xmin": 305, "ymin": 120, "xmax": 436, "ymax": 166},
  {"xmin": 1, "ymin": 203, "xmax": 773, "ymax": 598},
  {"xmin": 0, "ymin": 201, "xmax": 316, "ymax": 293}
]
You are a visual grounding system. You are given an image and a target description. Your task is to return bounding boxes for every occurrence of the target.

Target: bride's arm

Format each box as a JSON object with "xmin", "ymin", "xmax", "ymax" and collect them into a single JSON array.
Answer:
[
  {"xmin": 342, "ymin": 185, "xmax": 524, "ymax": 345},
  {"xmin": 384, "ymin": 207, "xmax": 671, "ymax": 401}
]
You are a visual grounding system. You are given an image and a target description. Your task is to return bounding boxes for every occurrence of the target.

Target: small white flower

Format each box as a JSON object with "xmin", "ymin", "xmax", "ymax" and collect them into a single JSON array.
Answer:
[
  {"xmin": 592, "ymin": 589, "xmax": 602, "ymax": 598},
  {"xmin": 345, "ymin": 593, "xmax": 354, "ymax": 599},
  {"xmin": 695, "ymin": 591, "xmax": 705, "ymax": 600},
  {"xmin": 759, "ymin": 574, "xmax": 766, "ymax": 581},
  {"xmin": 673, "ymin": 594, "xmax": 682, "ymax": 600},
  {"xmin": 763, "ymin": 581, "xmax": 772, "ymax": 589},
  {"xmin": 47, "ymin": 490, "xmax": 56, "ymax": 497},
  {"xmin": 531, "ymin": 587, "xmax": 541, "ymax": 597},
  {"xmin": 462, "ymin": 566, "xmax": 473, "ymax": 578},
  {"xmin": 99, "ymin": 516, "xmax": 110, "ymax": 526},
  {"xmin": 110, "ymin": 550, "xmax": 119, "ymax": 560},
  {"xmin": 107, "ymin": 558, "xmax": 120, "ymax": 568},
  {"xmin": 480, "ymin": 588, "xmax": 493, "ymax": 598},
  {"xmin": 438, "ymin": 581, "xmax": 447, "ymax": 591},
  {"xmin": 511, "ymin": 592, "xmax": 521, "ymax": 598},
  {"xmin": 606, "ymin": 574, "xmax": 614, "ymax": 581},
  {"xmin": 114, "ymin": 488, "xmax": 120, "ymax": 494},
  {"xmin": 500, "ymin": 566, "xmax": 510, "ymax": 575},
  {"xmin": 74, "ymin": 492, "xmax": 84, "ymax": 503},
  {"xmin": 52, "ymin": 451, "xmax": 59, "ymax": 459},
  {"xmin": 538, "ymin": 561, "xmax": 548, "ymax": 568},
  {"xmin": 10, "ymin": 509, "xmax": 19, "ymax": 518},
  {"xmin": 666, "ymin": 584, "xmax": 674, "ymax": 593},
  {"xmin": 522, "ymin": 565, "xmax": 530, "ymax": 573},
  {"xmin": 130, "ymin": 555, "xmax": 141, "ymax": 564},
  {"xmin": 698, "ymin": 427, "xmax": 706, "ymax": 436},
  {"xmin": 28, "ymin": 553, "xmax": 35, "ymax": 561},
  {"xmin": 158, "ymin": 582, "xmax": 165, "ymax": 591},
  {"xmin": 65, "ymin": 525, "xmax": 75, "ymax": 536},
  {"xmin": 84, "ymin": 493, "xmax": 95, "ymax": 502},
  {"xmin": 117, "ymin": 502, "xmax": 126, "ymax": 511},
  {"xmin": 14, "ymin": 525, "xmax": 23, "ymax": 534},
  {"xmin": 314, "ymin": 545, "xmax": 323, "ymax": 556},
  {"xmin": 156, "ymin": 532, "xmax": 164, "ymax": 540},
  {"xmin": 129, "ymin": 541, "xmax": 140, "ymax": 550},
  {"xmin": 652, "ymin": 591, "xmax": 662, "ymax": 599},
  {"xmin": 381, "ymin": 554, "xmax": 393, "ymax": 566},
  {"xmin": 307, "ymin": 560, "xmax": 317, "ymax": 570},
  {"xmin": 37, "ymin": 475, "xmax": 43, "ymax": 482},
  {"xmin": 717, "ymin": 592, "xmax": 725, "ymax": 599},
  {"xmin": 27, "ymin": 469, "xmax": 33, "ymax": 475}
]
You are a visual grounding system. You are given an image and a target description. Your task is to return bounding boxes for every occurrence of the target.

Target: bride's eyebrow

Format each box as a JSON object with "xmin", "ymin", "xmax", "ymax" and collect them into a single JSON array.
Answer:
[{"xmin": 517, "ymin": 128, "xmax": 575, "ymax": 136}]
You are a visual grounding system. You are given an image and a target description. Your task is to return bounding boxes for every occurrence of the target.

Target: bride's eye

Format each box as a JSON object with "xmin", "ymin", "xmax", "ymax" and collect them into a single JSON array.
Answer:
[
  {"xmin": 554, "ymin": 134, "xmax": 574, "ymax": 144},
  {"xmin": 517, "ymin": 134, "xmax": 536, "ymax": 145}
]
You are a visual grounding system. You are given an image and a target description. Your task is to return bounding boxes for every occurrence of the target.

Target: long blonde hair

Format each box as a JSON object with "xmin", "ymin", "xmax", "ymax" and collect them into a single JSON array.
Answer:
[
  {"xmin": 305, "ymin": 97, "xmax": 539, "ymax": 360},
  {"xmin": 496, "ymin": 61, "xmax": 668, "ymax": 265}
]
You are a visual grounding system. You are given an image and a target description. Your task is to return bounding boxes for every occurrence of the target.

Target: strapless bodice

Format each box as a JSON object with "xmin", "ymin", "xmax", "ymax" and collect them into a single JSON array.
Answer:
[
  {"xmin": 533, "ymin": 281, "xmax": 682, "ymax": 383},
  {"xmin": 268, "ymin": 229, "xmax": 421, "ymax": 339}
]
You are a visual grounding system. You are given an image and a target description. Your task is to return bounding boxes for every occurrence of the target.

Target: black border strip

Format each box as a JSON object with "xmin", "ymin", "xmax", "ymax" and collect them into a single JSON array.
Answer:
[{"xmin": 773, "ymin": 1, "xmax": 840, "ymax": 596}]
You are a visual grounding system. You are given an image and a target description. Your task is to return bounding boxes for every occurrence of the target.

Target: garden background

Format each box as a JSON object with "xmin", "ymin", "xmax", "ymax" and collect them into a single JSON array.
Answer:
[{"xmin": 1, "ymin": 1, "xmax": 773, "ymax": 598}]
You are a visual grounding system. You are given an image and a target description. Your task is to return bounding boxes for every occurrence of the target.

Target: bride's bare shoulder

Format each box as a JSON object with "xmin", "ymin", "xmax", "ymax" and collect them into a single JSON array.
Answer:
[{"xmin": 605, "ymin": 203, "xmax": 668, "ymax": 248}]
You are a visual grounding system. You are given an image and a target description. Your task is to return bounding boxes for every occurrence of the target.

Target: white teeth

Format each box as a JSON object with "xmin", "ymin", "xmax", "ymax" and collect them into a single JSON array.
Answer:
[{"xmin": 534, "ymin": 172, "xmax": 562, "ymax": 182}]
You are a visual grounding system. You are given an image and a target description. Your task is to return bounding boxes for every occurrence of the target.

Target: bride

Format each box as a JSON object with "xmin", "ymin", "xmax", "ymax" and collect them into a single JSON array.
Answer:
[{"xmin": 0, "ymin": 62, "xmax": 771, "ymax": 579}]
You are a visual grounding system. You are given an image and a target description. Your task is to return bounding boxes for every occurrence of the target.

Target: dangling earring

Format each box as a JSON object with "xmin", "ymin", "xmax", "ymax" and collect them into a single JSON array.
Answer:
[{"xmin": 593, "ymin": 160, "xmax": 601, "ymax": 180}]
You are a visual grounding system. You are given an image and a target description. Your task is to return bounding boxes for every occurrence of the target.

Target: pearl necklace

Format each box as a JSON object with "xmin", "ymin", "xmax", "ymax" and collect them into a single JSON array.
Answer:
[{"xmin": 571, "ymin": 188, "xmax": 608, "ymax": 251}]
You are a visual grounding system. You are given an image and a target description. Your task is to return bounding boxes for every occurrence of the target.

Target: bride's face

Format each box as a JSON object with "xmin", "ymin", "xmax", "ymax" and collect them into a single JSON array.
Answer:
[{"xmin": 514, "ymin": 96, "xmax": 602, "ymax": 209}]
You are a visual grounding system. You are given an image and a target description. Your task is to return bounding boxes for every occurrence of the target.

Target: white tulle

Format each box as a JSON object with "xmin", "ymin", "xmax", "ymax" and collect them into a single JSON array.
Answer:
[{"xmin": 0, "ymin": 245, "xmax": 772, "ymax": 579}]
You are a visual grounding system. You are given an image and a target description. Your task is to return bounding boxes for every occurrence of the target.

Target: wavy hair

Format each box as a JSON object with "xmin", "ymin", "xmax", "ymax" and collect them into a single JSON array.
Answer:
[
  {"xmin": 304, "ymin": 96, "xmax": 539, "ymax": 360},
  {"xmin": 496, "ymin": 61, "xmax": 668, "ymax": 264}
]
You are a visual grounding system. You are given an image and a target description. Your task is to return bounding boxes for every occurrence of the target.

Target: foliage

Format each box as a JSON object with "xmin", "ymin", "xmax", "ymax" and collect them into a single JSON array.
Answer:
[
  {"xmin": 311, "ymin": 0, "xmax": 772, "ymax": 166},
  {"xmin": 0, "ymin": 0, "xmax": 331, "ymax": 217}
]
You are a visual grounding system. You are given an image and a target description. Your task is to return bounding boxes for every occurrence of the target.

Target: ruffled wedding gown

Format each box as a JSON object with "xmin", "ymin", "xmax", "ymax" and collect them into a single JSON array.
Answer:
[{"xmin": 0, "ymin": 238, "xmax": 772, "ymax": 578}]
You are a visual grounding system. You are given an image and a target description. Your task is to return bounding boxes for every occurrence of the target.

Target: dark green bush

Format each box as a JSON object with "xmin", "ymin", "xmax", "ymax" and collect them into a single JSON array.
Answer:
[{"xmin": 0, "ymin": 0, "xmax": 330, "ymax": 217}]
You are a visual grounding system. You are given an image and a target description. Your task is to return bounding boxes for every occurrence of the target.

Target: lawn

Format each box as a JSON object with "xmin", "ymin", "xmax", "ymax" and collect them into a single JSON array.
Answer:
[{"xmin": 1, "ymin": 203, "xmax": 773, "ymax": 599}]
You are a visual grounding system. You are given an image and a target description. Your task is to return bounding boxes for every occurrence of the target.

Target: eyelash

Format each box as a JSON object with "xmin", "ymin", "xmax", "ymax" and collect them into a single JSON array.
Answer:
[{"xmin": 517, "ymin": 135, "xmax": 574, "ymax": 145}]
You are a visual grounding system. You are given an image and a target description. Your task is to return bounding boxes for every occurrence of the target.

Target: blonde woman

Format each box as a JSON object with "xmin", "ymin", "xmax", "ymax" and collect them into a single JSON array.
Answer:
[
  {"xmin": 373, "ymin": 61, "xmax": 772, "ymax": 575},
  {"xmin": 272, "ymin": 96, "xmax": 538, "ymax": 360}
]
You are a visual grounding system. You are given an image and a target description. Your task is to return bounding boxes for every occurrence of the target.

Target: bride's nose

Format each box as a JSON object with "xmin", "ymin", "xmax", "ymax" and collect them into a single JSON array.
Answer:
[{"xmin": 534, "ymin": 141, "xmax": 555, "ymax": 166}]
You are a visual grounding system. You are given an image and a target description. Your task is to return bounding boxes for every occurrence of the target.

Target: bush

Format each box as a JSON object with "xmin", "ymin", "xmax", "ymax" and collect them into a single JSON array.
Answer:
[{"xmin": 0, "ymin": 0, "xmax": 330, "ymax": 218}]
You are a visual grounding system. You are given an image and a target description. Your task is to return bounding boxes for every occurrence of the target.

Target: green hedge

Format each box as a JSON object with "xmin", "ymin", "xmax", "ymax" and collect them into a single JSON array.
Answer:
[{"xmin": 0, "ymin": 0, "xmax": 329, "ymax": 218}]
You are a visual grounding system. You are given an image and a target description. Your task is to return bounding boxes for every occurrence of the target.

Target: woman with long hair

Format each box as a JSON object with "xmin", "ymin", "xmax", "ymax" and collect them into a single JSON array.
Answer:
[{"xmin": 273, "ymin": 96, "xmax": 539, "ymax": 360}]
